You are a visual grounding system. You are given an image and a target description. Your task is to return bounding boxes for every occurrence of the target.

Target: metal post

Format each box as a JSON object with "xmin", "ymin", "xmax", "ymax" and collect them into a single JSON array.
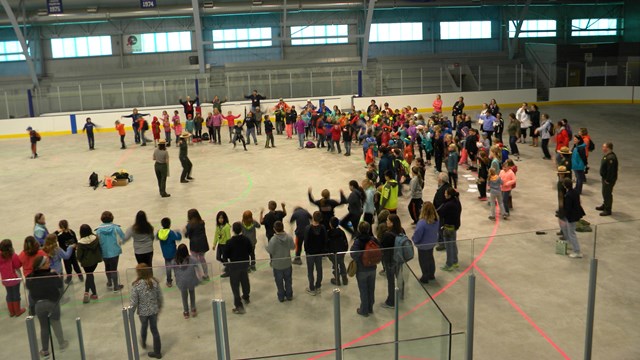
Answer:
[
  {"xmin": 459, "ymin": 66, "xmax": 462, "ymax": 92},
  {"xmin": 497, "ymin": 65, "xmax": 500, "ymax": 90},
  {"xmin": 380, "ymin": 68, "xmax": 383, "ymax": 95},
  {"xmin": 100, "ymin": 83, "xmax": 104, "ymax": 109},
  {"xmin": 534, "ymin": 65, "xmax": 538, "ymax": 88},
  {"xmin": 584, "ymin": 62, "xmax": 588, "ymax": 86},
  {"xmin": 163, "ymin": 80, "xmax": 167, "ymax": 106},
  {"xmin": 350, "ymin": 70, "xmax": 353, "ymax": 95},
  {"xmin": 184, "ymin": 78, "xmax": 188, "ymax": 96},
  {"xmin": 478, "ymin": 65, "xmax": 482, "ymax": 91},
  {"xmin": 310, "ymin": 72, "xmax": 313, "ymax": 97},
  {"xmin": 549, "ymin": 63, "xmax": 553, "ymax": 88},
  {"xmin": 400, "ymin": 69, "xmax": 403, "ymax": 95},
  {"xmin": 122, "ymin": 308, "xmax": 133, "ymax": 360},
  {"xmin": 127, "ymin": 307, "xmax": 140, "ymax": 360},
  {"xmin": 520, "ymin": 64, "xmax": 524, "ymax": 88},
  {"xmin": 439, "ymin": 66, "xmax": 443, "ymax": 93},
  {"xmin": 625, "ymin": 61, "xmax": 629, "ymax": 86},
  {"xmin": 604, "ymin": 62, "xmax": 607, "ymax": 86},
  {"xmin": 584, "ymin": 259, "xmax": 598, "ymax": 360},
  {"xmin": 121, "ymin": 82, "xmax": 125, "ymax": 108},
  {"xmin": 289, "ymin": 72, "xmax": 293, "ymax": 98},
  {"xmin": 330, "ymin": 70, "xmax": 334, "ymax": 96},
  {"xmin": 566, "ymin": 63, "xmax": 570, "ymax": 87},
  {"xmin": 333, "ymin": 289, "xmax": 342, "ymax": 360},
  {"xmin": 76, "ymin": 318, "xmax": 86, "ymax": 360},
  {"xmin": 420, "ymin": 68, "xmax": 423, "ymax": 94},
  {"xmin": 26, "ymin": 316, "xmax": 39, "ymax": 360},
  {"xmin": 466, "ymin": 274, "xmax": 476, "ymax": 360},
  {"xmin": 78, "ymin": 84, "xmax": 83, "ymax": 111},
  {"xmin": 226, "ymin": 75, "xmax": 230, "ymax": 99},
  {"xmin": 57, "ymin": 86, "xmax": 62, "ymax": 112},
  {"xmin": 248, "ymin": 74, "xmax": 251, "ymax": 93},
  {"xmin": 142, "ymin": 81, "xmax": 146, "ymax": 106},
  {"xmin": 515, "ymin": 64, "xmax": 518, "ymax": 89},
  {"xmin": 268, "ymin": 73, "xmax": 272, "ymax": 98},
  {"xmin": 212, "ymin": 299, "xmax": 231, "ymax": 360},
  {"xmin": 5, "ymin": 91, "xmax": 10, "ymax": 118},
  {"xmin": 394, "ymin": 287, "xmax": 400, "ymax": 360}
]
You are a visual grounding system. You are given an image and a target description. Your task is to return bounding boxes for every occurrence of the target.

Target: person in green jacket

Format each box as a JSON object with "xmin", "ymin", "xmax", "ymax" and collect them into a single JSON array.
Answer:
[
  {"xmin": 379, "ymin": 170, "xmax": 399, "ymax": 214},
  {"xmin": 214, "ymin": 211, "xmax": 231, "ymax": 278}
]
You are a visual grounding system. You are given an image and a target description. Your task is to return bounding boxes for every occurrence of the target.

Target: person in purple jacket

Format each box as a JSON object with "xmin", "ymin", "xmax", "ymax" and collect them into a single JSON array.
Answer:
[
  {"xmin": 295, "ymin": 116, "xmax": 306, "ymax": 149},
  {"xmin": 411, "ymin": 202, "xmax": 439, "ymax": 283}
]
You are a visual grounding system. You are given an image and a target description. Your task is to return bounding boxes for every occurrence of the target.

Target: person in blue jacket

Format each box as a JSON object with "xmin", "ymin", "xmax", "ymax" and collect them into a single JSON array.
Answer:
[
  {"xmin": 412, "ymin": 202, "xmax": 440, "ymax": 283},
  {"xmin": 121, "ymin": 108, "xmax": 150, "ymax": 144},
  {"xmin": 95, "ymin": 211, "xmax": 126, "ymax": 292},
  {"xmin": 571, "ymin": 135, "xmax": 588, "ymax": 195},
  {"xmin": 82, "ymin": 117, "xmax": 98, "ymax": 150},
  {"xmin": 156, "ymin": 217, "xmax": 182, "ymax": 287}
]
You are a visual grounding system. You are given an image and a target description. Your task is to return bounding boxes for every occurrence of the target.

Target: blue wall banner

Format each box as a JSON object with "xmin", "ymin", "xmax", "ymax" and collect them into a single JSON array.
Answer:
[
  {"xmin": 140, "ymin": 0, "xmax": 157, "ymax": 9},
  {"xmin": 47, "ymin": 0, "xmax": 63, "ymax": 14}
]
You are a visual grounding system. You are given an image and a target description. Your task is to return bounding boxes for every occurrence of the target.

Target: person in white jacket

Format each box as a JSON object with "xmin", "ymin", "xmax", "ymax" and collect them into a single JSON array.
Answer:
[
  {"xmin": 516, "ymin": 103, "xmax": 531, "ymax": 144},
  {"xmin": 535, "ymin": 113, "xmax": 554, "ymax": 160}
]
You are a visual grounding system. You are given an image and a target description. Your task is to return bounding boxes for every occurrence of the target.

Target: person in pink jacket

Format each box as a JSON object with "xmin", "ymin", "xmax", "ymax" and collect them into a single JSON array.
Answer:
[
  {"xmin": 208, "ymin": 108, "xmax": 224, "ymax": 144},
  {"xmin": 432, "ymin": 95, "xmax": 443, "ymax": 114},
  {"xmin": 499, "ymin": 159, "xmax": 517, "ymax": 219},
  {"xmin": 0, "ymin": 239, "xmax": 26, "ymax": 317}
]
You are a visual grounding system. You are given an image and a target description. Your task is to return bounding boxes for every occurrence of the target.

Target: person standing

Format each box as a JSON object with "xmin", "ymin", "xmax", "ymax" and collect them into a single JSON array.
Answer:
[
  {"xmin": 560, "ymin": 178, "xmax": 586, "ymax": 258},
  {"xmin": 178, "ymin": 133, "xmax": 194, "ymax": 184},
  {"xmin": 380, "ymin": 214, "xmax": 405, "ymax": 309},
  {"xmin": 260, "ymin": 201, "xmax": 287, "ymax": 243},
  {"xmin": 121, "ymin": 108, "xmax": 149, "ymax": 144},
  {"xmin": 212, "ymin": 95, "xmax": 227, "ymax": 114},
  {"xmin": 33, "ymin": 213, "xmax": 49, "ymax": 247},
  {"xmin": 223, "ymin": 222, "xmax": 253, "ymax": 314},
  {"xmin": 412, "ymin": 202, "xmax": 439, "ymax": 283},
  {"xmin": 0, "ymin": 239, "xmax": 26, "ymax": 317},
  {"xmin": 535, "ymin": 113, "xmax": 553, "ymax": 160},
  {"xmin": 244, "ymin": 112, "xmax": 258, "ymax": 145},
  {"xmin": 263, "ymin": 115, "xmax": 275, "ymax": 148},
  {"xmin": 290, "ymin": 206, "xmax": 312, "ymax": 265},
  {"xmin": 115, "ymin": 120, "xmax": 127, "ymax": 149},
  {"xmin": 438, "ymin": 188, "xmax": 462, "ymax": 272},
  {"xmin": 245, "ymin": 89, "xmax": 266, "ymax": 115},
  {"xmin": 304, "ymin": 211, "xmax": 328, "ymax": 296},
  {"xmin": 350, "ymin": 222, "xmax": 378, "ymax": 317},
  {"xmin": 26, "ymin": 126, "xmax": 40, "ymax": 159},
  {"xmin": 516, "ymin": 103, "xmax": 531, "ymax": 144},
  {"xmin": 432, "ymin": 95, "xmax": 443, "ymax": 114},
  {"xmin": 266, "ymin": 221, "xmax": 296, "ymax": 302},
  {"xmin": 130, "ymin": 264, "xmax": 163, "ymax": 359},
  {"xmin": 274, "ymin": 98, "xmax": 289, "ymax": 135},
  {"xmin": 408, "ymin": 167, "xmax": 425, "ymax": 224},
  {"xmin": 125, "ymin": 211, "xmax": 155, "ymax": 266},
  {"xmin": 153, "ymin": 140, "xmax": 170, "ymax": 198},
  {"xmin": 571, "ymin": 135, "xmax": 588, "ymax": 195},
  {"xmin": 76, "ymin": 224, "xmax": 103, "ymax": 303},
  {"xmin": 94, "ymin": 212, "xmax": 125, "ymax": 291},
  {"xmin": 340, "ymin": 180, "xmax": 364, "ymax": 237},
  {"xmin": 499, "ymin": 159, "xmax": 517, "ymax": 219},
  {"xmin": 82, "ymin": 117, "xmax": 98, "ymax": 150},
  {"xmin": 451, "ymin": 97, "xmax": 464, "ymax": 129},
  {"xmin": 185, "ymin": 209, "xmax": 210, "ymax": 280},
  {"xmin": 596, "ymin": 142, "xmax": 618, "ymax": 216},
  {"xmin": 157, "ymin": 217, "xmax": 183, "ymax": 288},
  {"xmin": 179, "ymin": 96, "xmax": 199, "ymax": 120}
]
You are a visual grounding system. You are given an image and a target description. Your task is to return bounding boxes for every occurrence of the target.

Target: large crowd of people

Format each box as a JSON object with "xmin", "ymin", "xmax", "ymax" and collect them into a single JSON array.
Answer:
[{"xmin": 12, "ymin": 92, "xmax": 618, "ymax": 358}]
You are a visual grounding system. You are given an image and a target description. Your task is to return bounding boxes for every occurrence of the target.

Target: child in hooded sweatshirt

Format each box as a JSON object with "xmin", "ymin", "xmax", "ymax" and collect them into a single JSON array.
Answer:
[
  {"xmin": 265, "ymin": 221, "xmax": 296, "ymax": 302},
  {"xmin": 76, "ymin": 224, "xmax": 103, "ymax": 304},
  {"xmin": 241, "ymin": 211, "xmax": 261, "ymax": 273},
  {"xmin": 95, "ymin": 211, "xmax": 126, "ymax": 291},
  {"xmin": 0, "ymin": 239, "xmax": 26, "ymax": 317},
  {"xmin": 157, "ymin": 217, "xmax": 182, "ymax": 288},
  {"xmin": 173, "ymin": 244, "xmax": 199, "ymax": 319},
  {"xmin": 447, "ymin": 143, "xmax": 459, "ymax": 189},
  {"xmin": 487, "ymin": 168, "xmax": 504, "ymax": 220},
  {"xmin": 327, "ymin": 217, "xmax": 349, "ymax": 286},
  {"xmin": 33, "ymin": 213, "xmax": 49, "ymax": 246},
  {"xmin": 42, "ymin": 234, "xmax": 74, "ymax": 277}
]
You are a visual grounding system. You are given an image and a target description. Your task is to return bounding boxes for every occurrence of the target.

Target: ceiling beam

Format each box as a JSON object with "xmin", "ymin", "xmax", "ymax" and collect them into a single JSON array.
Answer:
[
  {"xmin": 191, "ymin": 0, "xmax": 205, "ymax": 74},
  {"xmin": 361, "ymin": 0, "xmax": 375, "ymax": 68},
  {"xmin": 508, "ymin": 0, "xmax": 533, "ymax": 59},
  {"xmin": 0, "ymin": 0, "xmax": 39, "ymax": 88}
]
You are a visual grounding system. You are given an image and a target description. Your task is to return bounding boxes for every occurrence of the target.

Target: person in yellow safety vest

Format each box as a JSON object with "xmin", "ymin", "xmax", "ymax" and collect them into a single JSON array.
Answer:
[{"xmin": 379, "ymin": 170, "xmax": 399, "ymax": 214}]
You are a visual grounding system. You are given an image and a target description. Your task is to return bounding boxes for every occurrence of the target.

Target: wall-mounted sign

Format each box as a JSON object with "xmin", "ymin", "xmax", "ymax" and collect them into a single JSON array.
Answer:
[
  {"xmin": 124, "ymin": 35, "xmax": 142, "ymax": 53},
  {"xmin": 47, "ymin": 0, "xmax": 63, "ymax": 14},
  {"xmin": 140, "ymin": 0, "xmax": 157, "ymax": 9}
]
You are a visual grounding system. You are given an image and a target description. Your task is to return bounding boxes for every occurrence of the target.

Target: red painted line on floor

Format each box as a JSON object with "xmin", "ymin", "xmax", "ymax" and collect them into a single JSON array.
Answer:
[
  {"xmin": 114, "ymin": 147, "xmax": 134, "ymax": 168},
  {"xmin": 308, "ymin": 218, "xmax": 501, "ymax": 360},
  {"xmin": 473, "ymin": 265, "xmax": 570, "ymax": 360}
]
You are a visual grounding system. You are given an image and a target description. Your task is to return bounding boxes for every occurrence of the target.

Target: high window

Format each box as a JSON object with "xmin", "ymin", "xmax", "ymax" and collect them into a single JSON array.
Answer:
[
  {"xmin": 134, "ymin": 32, "xmax": 192, "ymax": 53},
  {"xmin": 370, "ymin": 23, "xmax": 423, "ymax": 42},
  {"xmin": 0, "ymin": 41, "xmax": 26, "ymax": 62},
  {"xmin": 509, "ymin": 20, "xmax": 557, "ymax": 38},
  {"xmin": 571, "ymin": 18, "xmax": 618, "ymax": 37},
  {"xmin": 440, "ymin": 21, "xmax": 491, "ymax": 40},
  {"xmin": 211, "ymin": 28, "xmax": 272, "ymax": 49},
  {"xmin": 51, "ymin": 36, "xmax": 112, "ymax": 58},
  {"xmin": 291, "ymin": 25, "xmax": 348, "ymax": 45}
]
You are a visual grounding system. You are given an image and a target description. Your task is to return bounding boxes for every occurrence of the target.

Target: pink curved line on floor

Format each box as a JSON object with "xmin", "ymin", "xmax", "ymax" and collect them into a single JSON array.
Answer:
[
  {"xmin": 114, "ymin": 147, "xmax": 134, "ymax": 167},
  {"xmin": 473, "ymin": 265, "xmax": 570, "ymax": 360},
  {"xmin": 308, "ymin": 218, "xmax": 501, "ymax": 360}
]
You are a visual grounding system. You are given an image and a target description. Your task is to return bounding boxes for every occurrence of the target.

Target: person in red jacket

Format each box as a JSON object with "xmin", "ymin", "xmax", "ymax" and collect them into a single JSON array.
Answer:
[
  {"xmin": 555, "ymin": 120, "xmax": 569, "ymax": 151},
  {"xmin": 330, "ymin": 121, "xmax": 342, "ymax": 154}
]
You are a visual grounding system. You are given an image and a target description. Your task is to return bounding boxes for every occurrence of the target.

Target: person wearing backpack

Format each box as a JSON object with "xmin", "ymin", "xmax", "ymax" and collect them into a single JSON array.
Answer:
[
  {"xmin": 27, "ymin": 126, "xmax": 40, "ymax": 159},
  {"xmin": 380, "ymin": 214, "xmax": 405, "ymax": 309},
  {"xmin": 438, "ymin": 188, "xmax": 462, "ymax": 272},
  {"xmin": 304, "ymin": 211, "xmax": 328, "ymax": 296},
  {"xmin": 350, "ymin": 222, "xmax": 379, "ymax": 317}
]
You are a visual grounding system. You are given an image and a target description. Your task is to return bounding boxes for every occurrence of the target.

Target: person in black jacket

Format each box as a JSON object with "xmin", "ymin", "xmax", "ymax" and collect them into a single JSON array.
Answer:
[
  {"xmin": 438, "ymin": 188, "xmax": 462, "ymax": 271},
  {"xmin": 433, "ymin": 173, "xmax": 451, "ymax": 251},
  {"xmin": 339, "ymin": 180, "xmax": 364, "ymax": 237},
  {"xmin": 222, "ymin": 222, "xmax": 253, "ymax": 314},
  {"xmin": 304, "ymin": 211, "xmax": 328, "ymax": 296},
  {"xmin": 561, "ymin": 178, "xmax": 586, "ymax": 258},
  {"xmin": 380, "ymin": 214, "xmax": 405, "ymax": 309},
  {"xmin": 243, "ymin": 112, "xmax": 258, "ymax": 145},
  {"xmin": 328, "ymin": 217, "xmax": 349, "ymax": 286},
  {"xmin": 596, "ymin": 142, "xmax": 618, "ymax": 216},
  {"xmin": 451, "ymin": 97, "xmax": 464, "ymax": 128},
  {"xmin": 464, "ymin": 128, "xmax": 479, "ymax": 171},
  {"xmin": 308, "ymin": 187, "xmax": 347, "ymax": 229},
  {"xmin": 26, "ymin": 256, "xmax": 69, "ymax": 357},
  {"xmin": 350, "ymin": 222, "xmax": 378, "ymax": 317},
  {"xmin": 179, "ymin": 96, "xmax": 199, "ymax": 119}
]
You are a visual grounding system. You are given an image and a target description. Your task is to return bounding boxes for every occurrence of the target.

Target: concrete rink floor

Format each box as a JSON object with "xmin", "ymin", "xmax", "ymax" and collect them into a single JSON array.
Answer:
[{"xmin": 0, "ymin": 103, "xmax": 638, "ymax": 359}]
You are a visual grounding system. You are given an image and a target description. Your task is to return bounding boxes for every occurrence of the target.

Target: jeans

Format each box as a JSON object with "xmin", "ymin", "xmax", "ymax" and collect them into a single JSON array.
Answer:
[
  {"xmin": 265, "ymin": 133, "xmax": 274, "ymax": 147},
  {"xmin": 35, "ymin": 300, "xmax": 65, "ymax": 353},
  {"xmin": 478, "ymin": 179, "xmax": 487, "ymax": 198},
  {"xmin": 63, "ymin": 252, "xmax": 83, "ymax": 280},
  {"xmin": 103, "ymin": 256, "xmax": 120, "ymax": 286},
  {"xmin": 356, "ymin": 270, "xmax": 376, "ymax": 314},
  {"xmin": 5, "ymin": 284, "xmax": 20, "ymax": 302},
  {"xmin": 334, "ymin": 141, "xmax": 342, "ymax": 153},
  {"xmin": 213, "ymin": 126, "xmax": 221, "ymax": 143},
  {"xmin": 83, "ymin": 264, "xmax": 98, "ymax": 294},
  {"xmin": 344, "ymin": 141, "xmax": 352, "ymax": 155},
  {"xmin": 574, "ymin": 170, "xmax": 585, "ymax": 195},
  {"xmin": 384, "ymin": 263, "xmax": 396, "ymax": 306},
  {"xmin": 328, "ymin": 254, "xmax": 347, "ymax": 278},
  {"xmin": 164, "ymin": 258, "xmax": 174, "ymax": 283},
  {"xmin": 443, "ymin": 229, "xmax": 458, "ymax": 267},
  {"xmin": 139, "ymin": 314, "xmax": 161, "ymax": 355},
  {"xmin": 502, "ymin": 190, "xmax": 512, "ymax": 215},
  {"xmin": 602, "ymin": 181, "xmax": 615, "ymax": 212},
  {"xmin": 509, "ymin": 135, "xmax": 519, "ymax": 156},
  {"xmin": 164, "ymin": 131, "xmax": 171, "ymax": 145},
  {"xmin": 560, "ymin": 219, "xmax": 581, "ymax": 254},
  {"xmin": 191, "ymin": 252, "xmax": 208, "ymax": 277},
  {"xmin": 448, "ymin": 172, "xmax": 458, "ymax": 189},
  {"xmin": 246, "ymin": 127, "xmax": 257, "ymax": 144},
  {"xmin": 229, "ymin": 267, "xmax": 250, "ymax": 309},
  {"xmin": 306, "ymin": 255, "xmax": 323, "ymax": 291},
  {"xmin": 417, "ymin": 248, "xmax": 435, "ymax": 281},
  {"xmin": 180, "ymin": 288, "xmax": 196, "ymax": 312},
  {"xmin": 408, "ymin": 198, "xmax": 423, "ymax": 224},
  {"xmin": 489, "ymin": 191, "xmax": 504, "ymax": 217},
  {"xmin": 141, "ymin": 129, "xmax": 148, "ymax": 145},
  {"xmin": 298, "ymin": 133, "xmax": 305, "ymax": 148},
  {"xmin": 273, "ymin": 267, "xmax": 293, "ymax": 301},
  {"xmin": 208, "ymin": 126, "xmax": 214, "ymax": 142},
  {"xmin": 120, "ymin": 135, "xmax": 126, "ymax": 148},
  {"xmin": 228, "ymin": 127, "xmax": 234, "ymax": 142},
  {"xmin": 133, "ymin": 125, "xmax": 140, "ymax": 143},
  {"xmin": 135, "ymin": 252, "xmax": 153, "ymax": 266},
  {"xmin": 541, "ymin": 138, "xmax": 551, "ymax": 159},
  {"xmin": 87, "ymin": 132, "xmax": 95, "ymax": 149}
]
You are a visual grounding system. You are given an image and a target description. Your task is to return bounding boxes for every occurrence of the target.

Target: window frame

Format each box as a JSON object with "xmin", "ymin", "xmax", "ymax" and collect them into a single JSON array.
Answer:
[
  {"xmin": 0, "ymin": 40, "xmax": 27, "ymax": 62},
  {"xmin": 131, "ymin": 31, "xmax": 192, "ymax": 54},
  {"xmin": 369, "ymin": 22, "xmax": 423, "ymax": 42},
  {"xmin": 50, "ymin": 35, "xmax": 112, "ymax": 59},
  {"xmin": 508, "ymin": 19, "xmax": 557, "ymax": 38},
  {"xmin": 571, "ymin": 18, "xmax": 618, "ymax": 37},
  {"xmin": 290, "ymin": 24, "xmax": 349, "ymax": 46},
  {"xmin": 439, "ymin": 20, "xmax": 492, "ymax": 40},
  {"xmin": 211, "ymin": 27, "xmax": 273, "ymax": 50}
]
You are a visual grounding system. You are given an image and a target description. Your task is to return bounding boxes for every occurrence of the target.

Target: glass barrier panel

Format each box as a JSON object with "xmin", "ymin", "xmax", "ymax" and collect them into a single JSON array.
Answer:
[
  {"xmin": 592, "ymin": 221, "xmax": 640, "ymax": 359},
  {"xmin": 344, "ymin": 334, "xmax": 453, "ymax": 359},
  {"xmin": 48, "ymin": 274, "xmax": 81, "ymax": 359},
  {"xmin": 126, "ymin": 262, "xmax": 220, "ymax": 357},
  {"xmin": 245, "ymin": 348, "xmax": 337, "ymax": 359},
  {"xmin": 450, "ymin": 331, "xmax": 466, "ymax": 360},
  {"xmin": 223, "ymin": 254, "xmax": 335, "ymax": 359},
  {"xmin": 0, "ymin": 277, "xmax": 30, "ymax": 356}
]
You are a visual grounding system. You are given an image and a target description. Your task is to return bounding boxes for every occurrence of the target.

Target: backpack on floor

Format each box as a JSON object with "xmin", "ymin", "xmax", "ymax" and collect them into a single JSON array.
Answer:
[
  {"xmin": 362, "ymin": 238, "xmax": 382, "ymax": 267},
  {"xmin": 393, "ymin": 233, "xmax": 414, "ymax": 265},
  {"xmin": 305, "ymin": 141, "xmax": 316, "ymax": 148},
  {"xmin": 202, "ymin": 133, "xmax": 209, "ymax": 141},
  {"xmin": 89, "ymin": 172, "xmax": 100, "ymax": 190}
]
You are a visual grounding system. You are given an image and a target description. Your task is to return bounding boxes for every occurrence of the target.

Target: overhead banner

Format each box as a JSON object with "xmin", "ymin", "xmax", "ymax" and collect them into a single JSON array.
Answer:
[
  {"xmin": 47, "ymin": 0, "xmax": 63, "ymax": 14},
  {"xmin": 140, "ymin": 0, "xmax": 157, "ymax": 9}
]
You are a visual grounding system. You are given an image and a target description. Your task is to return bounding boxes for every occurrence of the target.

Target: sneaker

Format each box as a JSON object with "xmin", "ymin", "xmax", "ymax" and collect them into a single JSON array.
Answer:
[
  {"xmin": 292, "ymin": 257, "xmax": 303, "ymax": 265},
  {"xmin": 59, "ymin": 340, "xmax": 69, "ymax": 350},
  {"xmin": 478, "ymin": 197, "xmax": 488, "ymax": 201},
  {"xmin": 441, "ymin": 265, "xmax": 454, "ymax": 272},
  {"xmin": 595, "ymin": 205, "xmax": 605, "ymax": 211},
  {"xmin": 90, "ymin": 294, "xmax": 98, "ymax": 300},
  {"xmin": 242, "ymin": 297, "xmax": 250, "ymax": 304},
  {"xmin": 452, "ymin": 263, "xmax": 460, "ymax": 269},
  {"xmin": 435, "ymin": 244, "xmax": 446, "ymax": 251},
  {"xmin": 568, "ymin": 252, "xmax": 583, "ymax": 259},
  {"xmin": 39, "ymin": 350, "xmax": 50, "ymax": 359},
  {"xmin": 488, "ymin": 216, "xmax": 496, "ymax": 220},
  {"xmin": 220, "ymin": 273, "xmax": 229, "ymax": 278},
  {"xmin": 82, "ymin": 293, "xmax": 90, "ymax": 304},
  {"xmin": 113, "ymin": 284, "xmax": 124, "ymax": 292},
  {"xmin": 599, "ymin": 211, "xmax": 611, "ymax": 216},
  {"xmin": 191, "ymin": 309, "xmax": 197, "ymax": 318},
  {"xmin": 183, "ymin": 311, "xmax": 190, "ymax": 319},
  {"xmin": 232, "ymin": 307, "xmax": 246, "ymax": 315},
  {"xmin": 380, "ymin": 303, "xmax": 394, "ymax": 309},
  {"xmin": 166, "ymin": 281, "xmax": 173, "ymax": 288},
  {"xmin": 106, "ymin": 282, "xmax": 113, "ymax": 289},
  {"xmin": 148, "ymin": 352, "xmax": 163, "ymax": 359},
  {"xmin": 503, "ymin": 214, "xmax": 509, "ymax": 220},
  {"xmin": 305, "ymin": 288, "xmax": 317, "ymax": 296},
  {"xmin": 356, "ymin": 308, "xmax": 369, "ymax": 317}
]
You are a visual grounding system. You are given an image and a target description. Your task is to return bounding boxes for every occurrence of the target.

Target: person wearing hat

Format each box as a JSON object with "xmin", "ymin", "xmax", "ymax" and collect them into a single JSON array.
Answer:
[
  {"xmin": 178, "ymin": 132, "xmax": 194, "ymax": 183},
  {"xmin": 556, "ymin": 146, "xmax": 572, "ymax": 180},
  {"xmin": 153, "ymin": 139, "xmax": 170, "ymax": 197},
  {"xmin": 26, "ymin": 126, "xmax": 40, "ymax": 159},
  {"xmin": 596, "ymin": 142, "xmax": 617, "ymax": 216},
  {"xmin": 274, "ymin": 98, "xmax": 289, "ymax": 135}
]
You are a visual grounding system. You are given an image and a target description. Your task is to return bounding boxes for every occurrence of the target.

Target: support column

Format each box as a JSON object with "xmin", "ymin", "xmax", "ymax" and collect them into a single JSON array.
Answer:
[
  {"xmin": 361, "ymin": 0, "xmax": 376, "ymax": 68},
  {"xmin": 191, "ymin": 0, "xmax": 206, "ymax": 74}
]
